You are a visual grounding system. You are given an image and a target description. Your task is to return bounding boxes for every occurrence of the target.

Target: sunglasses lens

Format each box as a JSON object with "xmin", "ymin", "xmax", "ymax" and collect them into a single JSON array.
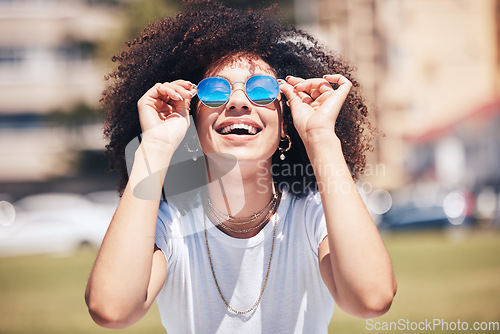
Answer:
[
  {"xmin": 197, "ymin": 77, "xmax": 231, "ymax": 108},
  {"xmin": 246, "ymin": 75, "xmax": 279, "ymax": 106}
]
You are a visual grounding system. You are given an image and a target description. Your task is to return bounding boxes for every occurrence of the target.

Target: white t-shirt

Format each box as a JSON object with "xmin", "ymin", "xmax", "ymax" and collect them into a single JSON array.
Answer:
[{"xmin": 154, "ymin": 190, "xmax": 334, "ymax": 334}]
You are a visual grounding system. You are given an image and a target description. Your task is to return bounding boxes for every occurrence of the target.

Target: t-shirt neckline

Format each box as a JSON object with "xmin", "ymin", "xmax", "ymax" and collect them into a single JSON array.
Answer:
[{"xmin": 198, "ymin": 190, "xmax": 291, "ymax": 248}]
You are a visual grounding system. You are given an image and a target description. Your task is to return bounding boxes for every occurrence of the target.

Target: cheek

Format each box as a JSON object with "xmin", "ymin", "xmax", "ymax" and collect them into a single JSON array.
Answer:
[
  {"xmin": 194, "ymin": 105, "xmax": 214, "ymax": 129},
  {"xmin": 275, "ymin": 101, "xmax": 287, "ymax": 137},
  {"xmin": 193, "ymin": 109, "xmax": 218, "ymax": 146},
  {"xmin": 270, "ymin": 102, "xmax": 284, "ymax": 137},
  {"xmin": 195, "ymin": 117, "xmax": 210, "ymax": 139},
  {"xmin": 265, "ymin": 113, "xmax": 283, "ymax": 152}
]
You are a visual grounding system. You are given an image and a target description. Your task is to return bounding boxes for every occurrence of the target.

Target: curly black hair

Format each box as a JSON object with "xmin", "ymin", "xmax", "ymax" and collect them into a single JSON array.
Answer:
[{"xmin": 102, "ymin": 0, "xmax": 374, "ymax": 198}]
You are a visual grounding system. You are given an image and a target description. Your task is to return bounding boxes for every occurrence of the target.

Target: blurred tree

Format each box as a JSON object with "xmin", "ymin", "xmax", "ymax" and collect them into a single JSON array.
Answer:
[
  {"xmin": 121, "ymin": 0, "xmax": 181, "ymax": 40},
  {"xmin": 48, "ymin": 102, "xmax": 104, "ymax": 128},
  {"xmin": 96, "ymin": 0, "xmax": 180, "ymax": 63},
  {"xmin": 119, "ymin": 0, "xmax": 294, "ymax": 40},
  {"xmin": 98, "ymin": 0, "xmax": 294, "ymax": 62},
  {"xmin": 219, "ymin": 0, "xmax": 292, "ymax": 10}
]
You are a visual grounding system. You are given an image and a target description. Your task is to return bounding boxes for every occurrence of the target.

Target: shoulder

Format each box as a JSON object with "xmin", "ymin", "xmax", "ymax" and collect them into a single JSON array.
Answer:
[
  {"xmin": 285, "ymin": 190, "xmax": 323, "ymax": 216},
  {"xmin": 281, "ymin": 189, "xmax": 325, "ymax": 232},
  {"xmin": 282, "ymin": 190, "xmax": 326, "ymax": 254},
  {"xmin": 157, "ymin": 200, "xmax": 179, "ymax": 225},
  {"xmin": 157, "ymin": 196, "xmax": 205, "ymax": 239},
  {"xmin": 156, "ymin": 200, "xmax": 186, "ymax": 241},
  {"xmin": 155, "ymin": 199, "xmax": 201, "ymax": 265}
]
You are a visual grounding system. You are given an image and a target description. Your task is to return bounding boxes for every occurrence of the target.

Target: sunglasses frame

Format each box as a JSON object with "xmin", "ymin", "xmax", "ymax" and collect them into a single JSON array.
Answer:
[{"xmin": 196, "ymin": 74, "xmax": 281, "ymax": 109}]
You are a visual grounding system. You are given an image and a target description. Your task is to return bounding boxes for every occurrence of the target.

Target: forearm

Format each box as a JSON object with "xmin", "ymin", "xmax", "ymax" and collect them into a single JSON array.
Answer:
[
  {"xmin": 85, "ymin": 142, "xmax": 172, "ymax": 326},
  {"xmin": 306, "ymin": 133, "xmax": 396, "ymax": 316}
]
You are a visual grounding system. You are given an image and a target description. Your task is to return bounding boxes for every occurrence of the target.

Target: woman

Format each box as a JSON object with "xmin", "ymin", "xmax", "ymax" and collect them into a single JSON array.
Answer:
[{"xmin": 85, "ymin": 1, "xmax": 397, "ymax": 333}]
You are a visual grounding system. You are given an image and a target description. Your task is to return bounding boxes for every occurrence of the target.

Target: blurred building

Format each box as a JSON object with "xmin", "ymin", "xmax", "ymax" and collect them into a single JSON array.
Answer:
[
  {"xmin": 0, "ymin": 0, "xmax": 122, "ymax": 113},
  {"xmin": 2, "ymin": 0, "xmax": 500, "ymax": 212},
  {"xmin": 297, "ymin": 0, "xmax": 500, "ymax": 194},
  {"xmin": 0, "ymin": 0, "xmax": 123, "ymax": 196}
]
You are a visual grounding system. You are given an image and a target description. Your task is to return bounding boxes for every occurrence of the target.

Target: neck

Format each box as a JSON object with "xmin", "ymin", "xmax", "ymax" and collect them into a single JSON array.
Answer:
[{"xmin": 203, "ymin": 156, "xmax": 276, "ymax": 238}]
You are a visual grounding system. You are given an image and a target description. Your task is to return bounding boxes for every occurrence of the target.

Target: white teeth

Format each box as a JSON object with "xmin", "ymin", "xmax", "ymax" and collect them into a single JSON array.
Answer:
[{"xmin": 220, "ymin": 123, "xmax": 258, "ymax": 135}]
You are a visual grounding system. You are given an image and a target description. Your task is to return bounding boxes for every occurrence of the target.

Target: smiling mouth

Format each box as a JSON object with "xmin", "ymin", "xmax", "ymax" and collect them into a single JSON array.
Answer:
[{"xmin": 217, "ymin": 123, "xmax": 261, "ymax": 135}]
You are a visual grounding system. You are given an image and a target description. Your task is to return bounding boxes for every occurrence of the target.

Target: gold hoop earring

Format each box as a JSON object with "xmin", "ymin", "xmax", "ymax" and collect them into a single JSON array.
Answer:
[{"xmin": 279, "ymin": 134, "xmax": 291, "ymax": 161}]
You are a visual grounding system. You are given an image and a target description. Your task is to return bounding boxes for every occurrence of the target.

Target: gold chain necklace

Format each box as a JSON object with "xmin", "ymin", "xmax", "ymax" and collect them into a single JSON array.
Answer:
[
  {"xmin": 203, "ymin": 211, "xmax": 278, "ymax": 315},
  {"xmin": 205, "ymin": 193, "xmax": 280, "ymax": 234},
  {"xmin": 206, "ymin": 192, "xmax": 277, "ymax": 225}
]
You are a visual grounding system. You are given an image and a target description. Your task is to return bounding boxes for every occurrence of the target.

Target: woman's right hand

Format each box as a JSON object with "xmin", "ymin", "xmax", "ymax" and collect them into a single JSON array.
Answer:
[{"xmin": 137, "ymin": 80, "xmax": 197, "ymax": 151}]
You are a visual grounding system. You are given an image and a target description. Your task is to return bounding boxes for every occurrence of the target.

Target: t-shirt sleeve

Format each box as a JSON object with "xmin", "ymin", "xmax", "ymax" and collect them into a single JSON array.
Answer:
[
  {"xmin": 155, "ymin": 200, "xmax": 178, "ymax": 264},
  {"xmin": 303, "ymin": 192, "xmax": 328, "ymax": 255}
]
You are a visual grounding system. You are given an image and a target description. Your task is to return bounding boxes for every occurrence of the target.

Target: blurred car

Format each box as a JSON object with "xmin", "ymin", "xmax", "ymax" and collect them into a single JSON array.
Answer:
[
  {"xmin": 0, "ymin": 192, "xmax": 118, "ymax": 257},
  {"xmin": 378, "ymin": 202, "xmax": 475, "ymax": 231}
]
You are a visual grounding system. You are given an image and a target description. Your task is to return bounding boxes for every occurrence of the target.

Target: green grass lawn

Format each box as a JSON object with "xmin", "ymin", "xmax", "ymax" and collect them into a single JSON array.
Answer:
[{"xmin": 1, "ymin": 229, "xmax": 499, "ymax": 333}]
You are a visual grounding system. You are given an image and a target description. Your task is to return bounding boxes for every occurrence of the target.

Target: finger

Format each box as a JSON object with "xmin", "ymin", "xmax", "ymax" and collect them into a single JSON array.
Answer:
[
  {"xmin": 158, "ymin": 84, "xmax": 185, "ymax": 102},
  {"xmin": 166, "ymin": 83, "xmax": 197, "ymax": 101},
  {"xmin": 138, "ymin": 84, "xmax": 169, "ymax": 114},
  {"xmin": 171, "ymin": 79, "xmax": 196, "ymax": 90},
  {"xmin": 285, "ymin": 75, "xmax": 305, "ymax": 86},
  {"xmin": 152, "ymin": 81, "xmax": 195, "ymax": 102},
  {"xmin": 320, "ymin": 75, "xmax": 353, "ymax": 115},
  {"xmin": 142, "ymin": 83, "xmax": 177, "ymax": 103},
  {"xmin": 142, "ymin": 83, "xmax": 167, "ymax": 101},
  {"xmin": 157, "ymin": 106, "xmax": 175, "ymax": 121},
  {"xmin": 291, "ymin": 77, "xmax": 334, "ymax": 101},
  {"xmin": 278, "ymin": 80, "xmax": 303, "ymax": 108},
  {"xmin": 297, "ymin": 91, "xmax": 314, "ymax": 104},
  {"xmin": 323, "ymin": 74, "xmax": 352, "ymax": 99},
  {"xmin": 310, "ymin": 88, "xmax": 323, "ymax": 100},
  {"xmin": 294, "ymin": 78, "xmax": 334, "ymax": 95},
  {"xmin": 170, "ymin": 80, "xmax": 197, "ymax": 100},
  {"xmin": 144, "ymin": 84, "xmax": 190, "ymax": 119}
]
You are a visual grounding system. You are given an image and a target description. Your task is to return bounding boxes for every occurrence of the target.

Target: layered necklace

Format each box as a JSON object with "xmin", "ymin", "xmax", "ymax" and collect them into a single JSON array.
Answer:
[
  {"xmin": 203, "ymin": 191, "xmax": 281, "ymax": 314},
  {"xmin": 205, "ymin": 192, "xmax": 279, "ymax": 234}
]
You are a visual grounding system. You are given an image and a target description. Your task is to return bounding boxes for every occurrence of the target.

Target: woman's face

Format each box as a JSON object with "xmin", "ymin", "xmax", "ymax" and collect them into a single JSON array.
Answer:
[{"xmin": 195, "ymin": 56, "xmax": 283, "ymax": 165}]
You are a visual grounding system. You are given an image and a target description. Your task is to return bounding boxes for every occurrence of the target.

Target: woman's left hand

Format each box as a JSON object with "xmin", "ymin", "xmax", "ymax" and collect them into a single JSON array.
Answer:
[{"xmin": 279, "ymin": 74, "xmax": 352, "ymax": 143}]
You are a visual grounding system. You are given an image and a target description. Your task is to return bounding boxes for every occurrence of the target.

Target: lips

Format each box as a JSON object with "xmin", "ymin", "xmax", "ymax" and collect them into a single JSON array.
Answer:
[{"xmin": 215, "ymin": 121, "xmax": 262, "ymax": 136}]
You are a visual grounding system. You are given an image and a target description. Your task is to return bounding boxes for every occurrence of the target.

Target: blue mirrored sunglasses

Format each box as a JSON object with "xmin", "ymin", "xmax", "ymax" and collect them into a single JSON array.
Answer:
[{"xmin": 196, "ymin": 74, "xmax": 281, "ymax": 108}]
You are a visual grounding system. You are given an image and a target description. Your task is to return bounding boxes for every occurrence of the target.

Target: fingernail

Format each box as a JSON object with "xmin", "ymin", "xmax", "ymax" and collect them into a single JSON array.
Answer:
[{"xmin": 286, "ymin": 75, "xmax": 293, "ymax": 81}]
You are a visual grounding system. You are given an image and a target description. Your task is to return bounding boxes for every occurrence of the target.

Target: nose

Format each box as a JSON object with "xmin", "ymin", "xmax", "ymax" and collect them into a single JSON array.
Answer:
[{"xmin": 227, "ymin": 82, "xmax": 250, "ymax": 110}]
